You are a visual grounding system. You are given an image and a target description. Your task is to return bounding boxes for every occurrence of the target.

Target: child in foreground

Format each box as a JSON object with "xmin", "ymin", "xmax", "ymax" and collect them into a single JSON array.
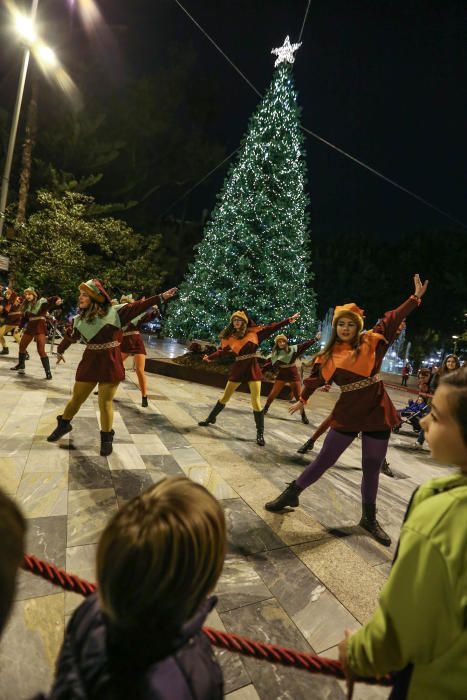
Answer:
[
  {"xmin": 339, "ymin": 367, "xmax": 467, "ymax": 699},
  {"xmin": 0, "ymin": 489, "xmax": 26, "ymax": 638},
  {"xmin": 41, "ymin": 477, "xmax": 226, "ymax": 700}
]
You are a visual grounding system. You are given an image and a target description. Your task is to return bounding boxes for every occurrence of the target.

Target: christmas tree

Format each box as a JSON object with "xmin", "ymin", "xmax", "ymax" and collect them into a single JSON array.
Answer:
[{"xmin": 165, "ymin": 37, "xmax": 317, "ymax": 347}]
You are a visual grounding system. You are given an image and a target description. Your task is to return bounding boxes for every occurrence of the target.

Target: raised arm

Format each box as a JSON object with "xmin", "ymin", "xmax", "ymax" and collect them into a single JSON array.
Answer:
[
  {"xmin": 373, "ymin": 274, "xmax": 428, "ymax": 346},
  {"xmin": 257, "ymin": 312, "xmax": 300, "ymax": 343},
  {"xmin": 295, "ymin": 335, "xmax": 320, "ymax": 358},
  {"xmin": 118, "ymin": 288, "xmax": 177, "ymax": 325}
]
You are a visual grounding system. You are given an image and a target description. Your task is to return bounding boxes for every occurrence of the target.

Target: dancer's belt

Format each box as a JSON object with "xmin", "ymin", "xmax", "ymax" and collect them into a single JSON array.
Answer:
[
  {"xmin": 340, "ymin": 374, "xmax": 382, "ymax": 393},
  {"xmin": 235, "ymin": 353, "xmax": 260, "ymax": 361},
  {"xmin": 122, "ymin": 330, "xmax": 140, "ymax": 337},
  {"xmin": 86, "ymin": 340, "xmax": 121, "ymax": 351},
  {"xmin": 28, "ymin": 315, "xmax": 46, "ymax": 321}
]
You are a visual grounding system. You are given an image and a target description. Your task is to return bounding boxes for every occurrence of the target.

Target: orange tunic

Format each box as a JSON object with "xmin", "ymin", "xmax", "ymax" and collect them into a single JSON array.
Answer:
[
  {"xmin": 301, "ymin": 296, "xmax": 420, "ymax": 432},
  {"xmin": 207, "ymin": 319, "xmax": 291, "ymax": 382}
]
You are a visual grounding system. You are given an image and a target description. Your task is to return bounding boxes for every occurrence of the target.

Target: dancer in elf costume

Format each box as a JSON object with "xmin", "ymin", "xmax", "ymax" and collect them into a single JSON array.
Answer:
[
  {"xmin": 199, "ymin": 310, "xmax": 300, "ymax": 446},
  {"xmin": 262, "ymin": 332, "xmax": 321, "ymax": 424},
  {"xmin": 265, "ymin": 275, "xmax": 429, "ymax": 546},
  {"xmin": 0, "ymin": 288, "xmax": 22, "ymax": 354},
  {"xmin": 296, "ymin": 411, "xmax": 395, "ymax": 477},
  {"xmin": 11, "ymin": 288, "xmax": 62, "ymax": 379},
  {"xmin": 47, "ymin": 280, "xmax": 177, "ymax": 456},
  {"xmin": 119, "ymin": 294, "xmax": 160, "ymax": 407}
]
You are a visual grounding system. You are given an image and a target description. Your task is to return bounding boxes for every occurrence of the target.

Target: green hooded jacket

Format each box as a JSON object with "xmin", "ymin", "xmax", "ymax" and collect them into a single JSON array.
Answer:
[{"xmin": 348, "ymin": 472, "xmax": 467, "ymax": 699}]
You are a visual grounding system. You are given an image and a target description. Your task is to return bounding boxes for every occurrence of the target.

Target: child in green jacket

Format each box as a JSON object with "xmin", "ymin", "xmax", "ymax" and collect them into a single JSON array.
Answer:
[{"xmin": 339, "ymin": 366, "xmax": 467, "ymax": 699}]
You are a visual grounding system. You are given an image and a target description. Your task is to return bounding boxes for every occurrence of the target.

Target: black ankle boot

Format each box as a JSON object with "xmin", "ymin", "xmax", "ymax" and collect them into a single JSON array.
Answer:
[
  {"xmin": 253, "ymin": 410, "xmax": 265, "ymax": 446},
  {"xmin": 380, "ymin": 459, "xmax": 394, "ymax": 478},
  {"xmin": 41, "ymin": 356, "xmax": 52, "ymax": 380},
  {"xmin": 359, "ymin": 503, "xmax": 391, "ymax": 546},
  {"xmin": 142, "ymin": 396, "xmax": 148, "ymax": 407},
  {"xmin": 265, "ymin": 481, "xmax": 303, "ymax": 512},
  {"xmin": 10, "ymin": 352, "xmax": 27, "ymax": 371},
  {"xmin": 199, "ymin": 401, "xmax": 225, "ymax": 426},
  {"xmin": 100, "ymin": 429, "xmax": 115, "ymax": 456},
  {"xmin": 297, "ymin": 437, "xmax": 314, "ymax": 454},
  {"xmin": 1, "ymin": 347, "xmax": 9, "ymax": 355},
  {"xmin": 262, "ymin": 404, "xmax": 270, "ymax": 415},
  {"xmin": 301, "ymin": 410, "xmax": 310, "ymax": 425},
  {"xmin": 47, "ymin": 415, "xmax": 72, "ymax": 442}
]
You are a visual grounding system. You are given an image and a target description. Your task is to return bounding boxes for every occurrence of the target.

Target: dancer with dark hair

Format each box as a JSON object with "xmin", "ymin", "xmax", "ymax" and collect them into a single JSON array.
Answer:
[
  {"xmin": 265, "ymin": 275, "xmax": 429, "ymax": 546},
  {"xmin": 0, "ymin": 489, "xmax": 25, "ymax": 638},
  {"xmin": 11, "ymin": 288, "xmax": 62, "ymax": 379},
  {"xmin": 199, "ymin": 310, "xmax": 300, "ymax": 446},
  {"xmin": 47, "ymin": 279, "xmax": 177, "ymax": 456},
  {"xmin": 119, "ymin": 294, "xmax": 160, "ymax": 407},
  {"xmin": 262, "ymin": 332, "xmax": 321, "ymax": 424}
]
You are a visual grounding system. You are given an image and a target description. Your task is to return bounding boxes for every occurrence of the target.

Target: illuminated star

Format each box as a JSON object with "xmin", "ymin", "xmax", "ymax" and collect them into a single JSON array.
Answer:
[{"xmin": 271, "ymin": 36, "xmax": 302, "ymax": 68}]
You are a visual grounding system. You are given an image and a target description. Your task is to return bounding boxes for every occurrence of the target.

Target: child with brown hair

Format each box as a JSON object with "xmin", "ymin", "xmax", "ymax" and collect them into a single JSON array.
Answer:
[
  {"xmin": 339, "ymin": 366, "xmax": 467, "ymax": 699},
  {"xmin": 43, "ymin": 477, "xmax": 226, "ymax": 700},
  {"xmin": 0, "ymin": 489, "xmax": 26, "ymax": 638}
]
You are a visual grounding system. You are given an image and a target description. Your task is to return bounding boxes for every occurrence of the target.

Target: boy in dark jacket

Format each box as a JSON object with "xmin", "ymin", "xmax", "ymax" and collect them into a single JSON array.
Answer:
[
  {"xmin": 0, "ymin": 489, "xmax": 25, "ymax": 638},
  {"xmin": 39, "ymin": 477, "xmax": 226, "ymax": 700}
]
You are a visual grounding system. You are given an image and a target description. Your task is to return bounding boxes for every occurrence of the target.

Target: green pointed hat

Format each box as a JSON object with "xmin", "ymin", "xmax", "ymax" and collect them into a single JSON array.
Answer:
[{"xmin": 79, "ymin": 279, "xmax": 112, "ymax": 305}]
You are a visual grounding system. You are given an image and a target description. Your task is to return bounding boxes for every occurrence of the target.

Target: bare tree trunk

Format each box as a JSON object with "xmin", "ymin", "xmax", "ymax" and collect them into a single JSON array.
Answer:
[{"xmin": 15, "ymin": 71, "xmax": 38, "ymax": 227}]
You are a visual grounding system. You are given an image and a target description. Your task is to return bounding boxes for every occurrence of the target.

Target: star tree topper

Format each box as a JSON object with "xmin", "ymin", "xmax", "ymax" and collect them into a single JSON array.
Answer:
[{"xmin": 271, "ymin": 35, "xmax": 302, "ymax": 68}]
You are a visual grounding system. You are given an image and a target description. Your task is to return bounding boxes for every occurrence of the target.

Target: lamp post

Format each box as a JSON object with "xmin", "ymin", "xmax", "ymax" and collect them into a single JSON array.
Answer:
[
  {"xmin": 0, "ymin": 0, "xmax": 39, "ymax": 239},
  {"xmin": 452, "ymin": 335, "xmax": 459, "ymax": 354}
]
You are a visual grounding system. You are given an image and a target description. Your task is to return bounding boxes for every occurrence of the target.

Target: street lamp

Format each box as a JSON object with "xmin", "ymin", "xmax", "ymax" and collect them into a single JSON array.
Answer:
[
  {"xmin": 36, "ymin": 43, "xmax": 58, "ymax": 68},
  {"xmin": 0, "ymin": 0, "xmax": 40, "ymax": 239},
  {"xmin": 452, "ymin": 335, "xmax": 459, "ymax": 354}
]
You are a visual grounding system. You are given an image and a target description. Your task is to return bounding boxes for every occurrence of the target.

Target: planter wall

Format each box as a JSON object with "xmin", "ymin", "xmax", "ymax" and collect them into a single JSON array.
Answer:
[{"xmin": 145, "ymin": 357, "xmax": 292, "ymax": 399}]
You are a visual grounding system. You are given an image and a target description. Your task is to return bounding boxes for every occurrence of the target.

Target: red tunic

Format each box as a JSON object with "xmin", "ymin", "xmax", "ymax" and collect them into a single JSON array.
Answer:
[
  {"xmin": 120, "ymin": 309, "xmax": 159, "ymax": 355},
  {"xmin": 268, "ymin": 338, "xmax": 317, "ymax": 382},
  {"xmin": 22, "ymin": 296, "xmax": 60, "ymax": 336},
  {"xmin": 207, "ymin": 319, "xmax": 291, "ymax": 382},
  {"xmin": 301, "ymin": 296, "xmax": 420, "ymax": 432},
  {"xmin": 58, "ymin": 295, "xmax": 162, "ymax": 383},
  {"xmin": 1, "ymin": 293, "xmax": 23, "ymax": 326},
  {"xmin": 5, "ymin": 296, "xmax": 23, "ymax": 326}
]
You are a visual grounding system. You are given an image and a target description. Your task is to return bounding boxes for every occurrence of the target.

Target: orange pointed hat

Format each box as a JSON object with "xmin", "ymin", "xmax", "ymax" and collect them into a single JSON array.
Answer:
[{"xmin": 332, "ymin": 303, "xmax": 365, "ymax": 332}]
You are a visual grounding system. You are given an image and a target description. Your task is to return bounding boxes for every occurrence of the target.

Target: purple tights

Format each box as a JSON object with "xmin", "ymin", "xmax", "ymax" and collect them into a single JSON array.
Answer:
[{"xmin": 295, "ymin": 428, "xmax": 389, "ymax": 504}]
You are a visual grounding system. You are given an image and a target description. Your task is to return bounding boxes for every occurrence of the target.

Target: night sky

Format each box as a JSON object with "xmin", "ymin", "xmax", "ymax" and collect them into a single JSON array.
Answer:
[{"xmin": 2, "ymin": 0, "xmax": 467, "ymax": 239}]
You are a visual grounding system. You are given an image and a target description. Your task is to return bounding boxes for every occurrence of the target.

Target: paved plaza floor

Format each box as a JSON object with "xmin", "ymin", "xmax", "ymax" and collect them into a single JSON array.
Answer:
[{"xmin": 0, "ymin": 339, "xmax": 448, "ymax": 700}]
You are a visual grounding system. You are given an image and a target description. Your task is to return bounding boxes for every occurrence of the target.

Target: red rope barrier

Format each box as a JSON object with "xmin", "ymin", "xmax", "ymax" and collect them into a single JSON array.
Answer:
[{"xmin": 22, "ymin": 554, "xmax": 392, "ymax": 687}]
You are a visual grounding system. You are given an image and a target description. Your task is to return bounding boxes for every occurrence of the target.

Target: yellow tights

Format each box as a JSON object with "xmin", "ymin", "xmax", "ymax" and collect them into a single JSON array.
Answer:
[
  {"xmin": 0, "ymin": 324, "xmax": 22, "ymax": 347},
  {"xmin": 220, "ymin": 380, "xmax": 262, "ymax": 412},
  {"xmin": 63, "ymin": 381, "xmax": 119, "ymax": 432}
]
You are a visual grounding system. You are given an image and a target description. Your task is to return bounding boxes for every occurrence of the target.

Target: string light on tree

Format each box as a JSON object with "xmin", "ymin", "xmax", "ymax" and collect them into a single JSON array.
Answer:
[
  {"xmin": 271, "ymin": 35, "xmax": 302, "ymax": 68},
  {"xmin": 165, "ymin": 40, "xmax": 317, "ymax": 346}
]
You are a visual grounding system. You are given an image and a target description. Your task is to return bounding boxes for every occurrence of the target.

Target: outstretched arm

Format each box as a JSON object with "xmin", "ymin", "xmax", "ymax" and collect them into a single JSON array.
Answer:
[
  {"xmin": 118, "ymin": 288, "xmax": 177, "ymax": 325},
  {"xmin": 257, "ymin": 312, "xmax": 300, "ymax": 343},
  {"xmin": 373, "ymin": 274, "xmax": 428, "ymax": 346}
]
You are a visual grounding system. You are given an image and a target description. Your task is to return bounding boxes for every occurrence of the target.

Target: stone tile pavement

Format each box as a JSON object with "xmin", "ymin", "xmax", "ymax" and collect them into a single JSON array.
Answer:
[{"xmin": 0, "ymin": 340, "xmax": 448, "ymax": 699}]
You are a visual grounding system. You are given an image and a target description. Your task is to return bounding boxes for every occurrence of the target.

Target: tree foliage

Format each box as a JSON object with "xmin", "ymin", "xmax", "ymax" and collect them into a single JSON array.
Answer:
[
  {"xmin": 9, "ymin": 190, "xmax": 165, "ymax": 303},
  {"xmin": 165, "ymin": 63, "xmax": 317, "ymax": 344}
]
